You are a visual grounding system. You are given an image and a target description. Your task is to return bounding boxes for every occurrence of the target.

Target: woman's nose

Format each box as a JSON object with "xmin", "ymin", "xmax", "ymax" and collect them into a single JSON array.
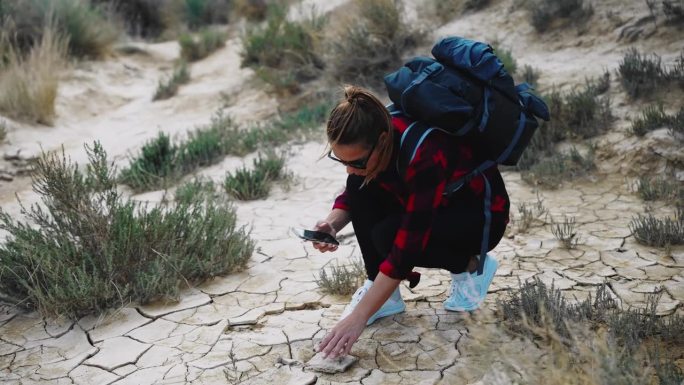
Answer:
[{"xmin": 346, "ymin": 166, "xmax": 361, "ymax": 175}]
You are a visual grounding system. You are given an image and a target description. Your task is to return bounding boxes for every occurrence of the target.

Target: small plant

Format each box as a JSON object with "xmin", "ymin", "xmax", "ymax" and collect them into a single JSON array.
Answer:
[
  {"xmin": 0, "ymin": 142, "xmax": 254, "ymax": 318},
  {"xmin": 327, "ymin": 0, "xmax": 425, "ymax": 87},
  {"xmin": 224, "ymin": 151, "xmax": 287, "ymax": 200},
  {"xmin": 494, "ymin": 45, "xmax": 517, "ymax": 75},
  {"xmin": 0, "ymin": 26, "xmax": 67, "ymax": 125},
  {"xmin": 0, "ymin": 120, "xmax": 7, "ymax": 143},
  {"xmin": 551, "ymin": 215, "xmax": 579, "ymax": 248},
  {"xmin": 668, "ymin": 107, "xmax": 684, "ymax": 140},
  {"xmin": 630, "ymin": 103, "xmax": 670, "ymax": 136},
  {"xmin": 315, "ymin": 257, "xmax": 366, "ymax": 295},
  {"xmin": 153, "ymin": 61, "xmax": 191, "ymax": 101},
  {"xmin": 563, "ymin": 76, "xmax": 612, "ymax": 139},
  {"xmin": 516, "ymin": 192, "xmax": 548, "ymax": 233},
  {"xmin": 527, "ymin": 0, "xmax": 593, "ymax": 32},
  {"xmin": 175, "ymin": 178, "xmax": 216, "ymax": 204},
  {"xmin": 629, "ymin": 208, "xmax": 684, "ymax": 247},
  {"xmin": 180, "ymin": 27, "xmax": 227, "ymax": 62},
  {"xmin": 520, "ymin": 64, "xmax": 541, "ymax": 89},
  {"xmin": 119, "ymin": 132, "xmax": 179, "ymax": 191}
]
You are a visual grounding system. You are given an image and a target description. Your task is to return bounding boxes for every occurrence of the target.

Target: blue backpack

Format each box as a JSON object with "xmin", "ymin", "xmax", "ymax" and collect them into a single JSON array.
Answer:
[{"xmin": 384, "ymin": 36, "xmax": 550, "ymax": 274}]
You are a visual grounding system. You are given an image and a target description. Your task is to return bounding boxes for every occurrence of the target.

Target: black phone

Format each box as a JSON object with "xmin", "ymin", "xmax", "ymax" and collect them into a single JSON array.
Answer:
[{"xmin": 291, "ymin": 228, "xmax": 339, "ymax": 246}]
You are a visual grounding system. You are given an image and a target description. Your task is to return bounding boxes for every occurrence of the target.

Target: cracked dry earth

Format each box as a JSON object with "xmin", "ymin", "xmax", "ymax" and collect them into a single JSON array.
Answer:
[{"xmin": 0, "ymin": 139, "xmax": 682, "ymax": 385}]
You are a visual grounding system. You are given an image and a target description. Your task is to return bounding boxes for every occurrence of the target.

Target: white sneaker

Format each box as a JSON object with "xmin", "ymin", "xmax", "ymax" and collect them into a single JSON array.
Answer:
[
  {"xmin": 340, "ymin": 279, "xmax": 406, "ymax": 325},
  {"xmin": 443, "ymin": 255, "xmax": 498, "ymax": 312}
]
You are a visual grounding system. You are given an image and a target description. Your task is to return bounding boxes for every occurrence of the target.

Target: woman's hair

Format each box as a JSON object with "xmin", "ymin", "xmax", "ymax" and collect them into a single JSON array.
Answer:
[{"xmin": 326, "ymin": 85, "xmax": 394, "ymax": 183}]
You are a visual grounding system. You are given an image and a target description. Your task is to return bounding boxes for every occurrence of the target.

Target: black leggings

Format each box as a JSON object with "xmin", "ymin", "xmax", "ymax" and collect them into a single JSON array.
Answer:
[{"xmin": 346, "ymin": 175, "xmax": 508, "ymax": 280}]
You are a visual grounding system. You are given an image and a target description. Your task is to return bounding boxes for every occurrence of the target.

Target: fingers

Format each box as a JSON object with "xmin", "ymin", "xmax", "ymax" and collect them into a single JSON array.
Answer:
[
  {"xmin": 320, "ymin": 332, "xmax": 341, "ymax": 358},
  {"xmin": 329, "ymin": 335, "xmax": 349, "ymax": 359}
]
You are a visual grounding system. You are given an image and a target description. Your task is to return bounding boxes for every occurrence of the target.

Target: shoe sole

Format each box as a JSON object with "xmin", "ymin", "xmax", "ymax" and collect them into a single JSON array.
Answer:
[{"xmin": 367, "ymin": 302, "xmax": 406, "ymax": 325}]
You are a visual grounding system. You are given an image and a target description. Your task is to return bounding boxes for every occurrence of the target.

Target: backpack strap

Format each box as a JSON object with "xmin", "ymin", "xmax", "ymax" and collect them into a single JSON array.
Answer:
[{"xmin": 397, "ymin": 121, "xmax": 434, "ymax": 176}]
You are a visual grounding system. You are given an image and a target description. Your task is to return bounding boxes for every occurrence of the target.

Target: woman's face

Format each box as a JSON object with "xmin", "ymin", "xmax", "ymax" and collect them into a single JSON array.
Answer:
[{"xmin": 329, "ymin": 132, "xmax": 386, "ymax": 177}]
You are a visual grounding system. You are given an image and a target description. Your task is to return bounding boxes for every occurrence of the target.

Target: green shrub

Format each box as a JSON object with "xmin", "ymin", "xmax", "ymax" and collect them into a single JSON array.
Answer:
[
  {"xmin": 224, "ymin": 151, "xmax": 287, "ymax": 200},
  {"xmin": 0, "ymin": 120, "xmax": 7, "ymax": 143},
  {"xmin": 630, "ymin": 103, "xmax": 670, "ymax": 136},
  {"xmin": 153, "ymin": 60, "xmax": 191, "ymax": 101},
  {"xmin": 315, "ymin": 257, "xmax": 366, "ymax": 295},
  {"xmin": 241, "ymin": 4, "xmax": 325, "ymax": 94},
  {"xmin": 180, "ymin": 27, "xmax": 227, "ymax": 61},
  {"xmin": 668, "ymin": 107, "xmax": 684, "ymax": 140},
  {"xmin": 2, "ymin": 0, "xmax": 118, "ymax": 59},
  {"xmin": 327, "ymin": 0, "xmax": 425, "ymax": 87},
  {"xmin": 494, "ymin": 46, "xmax": 517, "ymax": 75},
  {"xmin": 618, "ymin": 49, "xmax": 684, "ymax": 99},
  {"xmin": 175, "ymin": 177, "xmax": 216, "ymax": 204},
  {"xmin": 526, "ymin": 0, "xmax": 593, "ymax": 32},
  {"xmin": 635, "ymin": 176, "xmax": 679, "ymax": 201},
  {"xmin": 0, "ymin": 25, "xmax": 67, "ymax": 125},
  {"xmin": 119, "ymin": 132, "xmax": 179, "ymax": 191},
  {"xmin": 0, "ymin": 142, "xmax": 254, "ymax": 318},
  {"xmin": 629, "ymin": 208, "xmax": 684, "ymax": 247}
]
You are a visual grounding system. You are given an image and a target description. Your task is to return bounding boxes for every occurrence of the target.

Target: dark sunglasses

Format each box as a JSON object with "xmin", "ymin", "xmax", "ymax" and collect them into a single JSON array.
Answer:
[{"xmin": 327, "ymin": 136, "xmax": 379, "ymax": 170}]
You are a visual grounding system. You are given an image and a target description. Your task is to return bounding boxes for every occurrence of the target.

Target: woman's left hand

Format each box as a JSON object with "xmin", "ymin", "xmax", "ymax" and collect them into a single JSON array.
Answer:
[{"xmin": 316, "ymin": 312, "xmax": 366, "ymax": 359}]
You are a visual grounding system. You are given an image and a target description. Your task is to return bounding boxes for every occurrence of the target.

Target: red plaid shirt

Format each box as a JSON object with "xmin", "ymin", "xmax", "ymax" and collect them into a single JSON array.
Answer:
[{"xmin": 333, "ymin": 116, "xmax": 509, "ymax": 281}]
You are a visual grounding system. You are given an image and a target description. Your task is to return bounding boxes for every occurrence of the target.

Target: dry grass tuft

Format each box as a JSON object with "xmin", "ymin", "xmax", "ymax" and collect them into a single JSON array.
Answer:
[{"xmin": 0, "ymin": 26, "xmax": 67, "ymax": 125}]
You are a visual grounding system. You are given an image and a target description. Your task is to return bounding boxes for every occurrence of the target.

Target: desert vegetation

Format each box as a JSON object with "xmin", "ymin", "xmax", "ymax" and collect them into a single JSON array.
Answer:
[
  {"xmin": 618, "ymin": 48, "xmax": 684, "ymax": 99},
  {"xmin": 315, "ymin": 257, "xmax": 366, "ymax": 295},
  {"xmin": 0, "ymin": 143, "xmax": 254, "ymax": 318},
  {"xmin": 493, "ymin": 279, "xmax": 683, "ymax": 385},
  {"xmin": 153, "ymin": 60, "xmax": 191, "ymax": 100},
  {"xmin": 224, "ymin": 150, "xmax": 288, "ymax": 200}
]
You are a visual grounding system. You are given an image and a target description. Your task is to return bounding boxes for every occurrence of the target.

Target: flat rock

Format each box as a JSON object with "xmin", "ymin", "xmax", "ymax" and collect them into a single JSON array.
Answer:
[{"xmin": 305, "ymin": 352, "xmax": 357, "ymax": 374}]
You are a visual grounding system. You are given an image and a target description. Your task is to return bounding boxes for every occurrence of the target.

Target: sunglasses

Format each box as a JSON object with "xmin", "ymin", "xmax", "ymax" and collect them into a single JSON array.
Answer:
[{"xmin": 327, "ymin": 136, "xmax": 379, "ymax": 170}]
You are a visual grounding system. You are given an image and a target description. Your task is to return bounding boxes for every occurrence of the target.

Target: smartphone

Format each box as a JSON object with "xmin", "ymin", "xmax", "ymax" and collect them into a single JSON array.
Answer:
[{"xmin": 291, "ymin": 228, "xmax": 339, "ymax": 246}]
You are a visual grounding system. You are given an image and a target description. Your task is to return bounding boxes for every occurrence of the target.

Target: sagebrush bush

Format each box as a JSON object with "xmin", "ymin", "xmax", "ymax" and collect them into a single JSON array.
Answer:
[
  {"xmin": 631, "ymin": 103, "xmax": 669, "ymax": 136},
  {"xmin": 153, "ymin": 60, "xmax": 190, "ymax": 100},
  {"xmin": 224, "ymin": 151, "xmax": 287, "ymax": 200},
  {"xmin": 634, "ymin": 176, "xmax": 681, "ymax": 201},
  {"xmin": 629, "ymin": 208, "xmax": 684, "ymax": 247},
  {"xmin": 315, "ymin": 258, "xmax": 366, "ymax": 295},
  {"xmin": 0, "ymin": 26, "xmax": 67, "ymax": 125},
  {"xmin": 241, "ymin": 4, "xmax": 325, "ymax": 94},
  {"xmin": 175, "ymin": 177, "xmax": 216, "ymax": 204},
  {"xmin": 618, "ymin": 48, "xmax": 683, "ymax": 99},
  {"xmin": 0, "ymin": 143, "xmax": 254, "ymax": 318},
  {"xmin": 180, "ymin": 27, "xmax": 227, "ymax": 61},
  {"xmin": 521, "ymin": 146, "xmax": 595, "ymax": 188},
  {"xmin": 527, "ymin": 0, "xmax": 593, "ymax": 32},
  {"xmin": 327, "ymin": 0, "xmax": 425, "ymax": 87}
]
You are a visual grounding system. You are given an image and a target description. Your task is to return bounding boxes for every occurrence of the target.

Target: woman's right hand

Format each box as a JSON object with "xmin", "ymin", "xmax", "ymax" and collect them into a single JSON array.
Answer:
[{"xmin": 313, "ymin": 220, "xmax": 338, "ymax": 253}]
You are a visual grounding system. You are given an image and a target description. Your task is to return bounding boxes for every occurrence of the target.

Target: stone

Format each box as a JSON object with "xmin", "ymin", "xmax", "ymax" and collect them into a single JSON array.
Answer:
[
  {"xmin": 137, "ymin": 288, "xmax": 211, "ymax": 318},
  {"xmin": 85, "ymin": 336, "xmax": 151, "ymax": 371},
  {"xmin": 305, "ymin": 352, "xmax": 357, "ymax": 374},
  {"xmin": 86, "ymin": 308, "xmax": 152, "ymax": 342}
]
